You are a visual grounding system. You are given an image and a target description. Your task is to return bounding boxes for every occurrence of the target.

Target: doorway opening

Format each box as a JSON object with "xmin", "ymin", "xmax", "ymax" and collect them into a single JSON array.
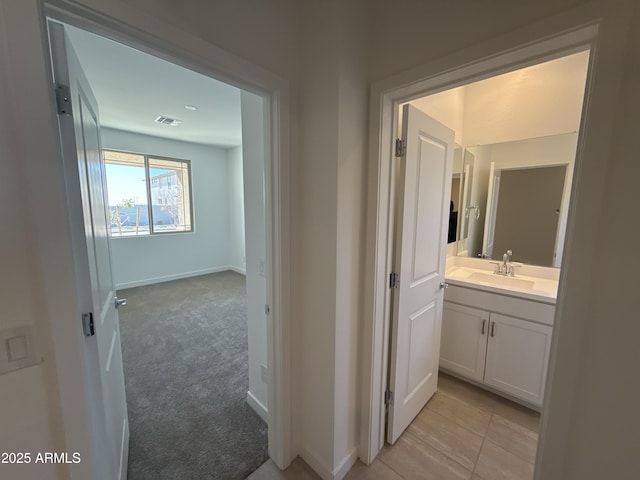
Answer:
[
  {"xmin": 55, "ymin": 20, "xmax": 269, "ymax": 479},
  {"xmin": 360, "ymin": 22, "xmax": 598, "ymax": 476},
  {"xmin": 43, "ymin": 5, "xmax": 291, "ymax": 478}
]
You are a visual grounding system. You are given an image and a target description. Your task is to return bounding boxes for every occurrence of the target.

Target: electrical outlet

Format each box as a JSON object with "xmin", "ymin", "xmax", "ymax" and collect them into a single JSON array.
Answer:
[{"xmin": 261, "ymin": 364, "xmax": 268, "ymax": 383}]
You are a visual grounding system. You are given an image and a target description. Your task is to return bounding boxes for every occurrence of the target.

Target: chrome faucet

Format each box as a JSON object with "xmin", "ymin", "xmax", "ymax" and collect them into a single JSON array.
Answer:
[
  {"xmin": 502, "ymin": 249, "xmax": 512, "ymax": 271},
  {"xmin": 491, "ymin": 250, "xmax": 519, "ymax": 276}
]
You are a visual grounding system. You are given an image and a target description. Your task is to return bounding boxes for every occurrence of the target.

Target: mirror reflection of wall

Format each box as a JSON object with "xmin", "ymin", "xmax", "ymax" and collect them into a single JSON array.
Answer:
[
  {"xmin": 465, "ymin": 133, "xmax": 577, "ymax": 267},
  {"xmin": 456, "ymin": 149, "xmax": 476, "ymax": 256},
  {"xmin": 492, "ymin": 164, "xmax": 566, "ymax": 266}
]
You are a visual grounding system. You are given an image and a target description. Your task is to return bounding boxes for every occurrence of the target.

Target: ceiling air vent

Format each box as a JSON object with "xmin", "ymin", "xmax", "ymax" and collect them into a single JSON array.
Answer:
[{"xmin": 154, "ymin": 115, "xmax": 182, "ymax": 126}]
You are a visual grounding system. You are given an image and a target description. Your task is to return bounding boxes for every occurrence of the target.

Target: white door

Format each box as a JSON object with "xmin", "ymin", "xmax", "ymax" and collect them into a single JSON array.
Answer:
[
  {"xmin": 482, "ymin": 162, "xmax": 501, "ymax": 259},
  {"xmin": 484, "ymin": 313, "xmax": 552, "ymax": 406},
  {"xmin": 49, "ymin": 22, "xmax": 129, "ymax": 480},
  {"xmin": 387, "ymin": 105, "xmax": 454, "ymax": 443},
  {"xmin": 440, "ymin": 302, "xmax": 489, "ymax": 383}
]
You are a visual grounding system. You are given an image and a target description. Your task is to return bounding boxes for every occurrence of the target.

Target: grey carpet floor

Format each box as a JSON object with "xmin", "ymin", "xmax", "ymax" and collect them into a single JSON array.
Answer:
[{"xmin": 118, "ymin": 271, "xmax": 268, "ymax": 480}]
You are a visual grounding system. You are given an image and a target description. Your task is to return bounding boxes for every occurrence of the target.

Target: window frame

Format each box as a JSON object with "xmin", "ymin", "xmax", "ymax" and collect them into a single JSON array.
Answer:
[{"xmin": 103, "ymin": 149, "xmax": 195, "ymax": 237}]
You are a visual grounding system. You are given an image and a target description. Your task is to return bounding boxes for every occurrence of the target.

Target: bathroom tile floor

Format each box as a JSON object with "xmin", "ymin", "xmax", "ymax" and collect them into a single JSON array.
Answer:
[{"xmin": 248, "ymin": 373, "xmax": 540, "ymax": 480}]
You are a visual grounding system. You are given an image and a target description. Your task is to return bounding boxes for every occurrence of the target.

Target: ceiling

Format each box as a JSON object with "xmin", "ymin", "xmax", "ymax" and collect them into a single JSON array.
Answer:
[
  {"xmin": 65, "ymin": 25, "xmax": 242, "ymax": 147},
  {"xmin": 410, "ymin": 50, "xmax": 590, "ymax": 147}
]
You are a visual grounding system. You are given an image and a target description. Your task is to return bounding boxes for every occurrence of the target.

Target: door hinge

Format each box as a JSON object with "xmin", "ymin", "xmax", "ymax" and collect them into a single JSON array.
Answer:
[
  {"xmin": 395, "ymin": 138, "xmax": 406, "ymax": 157},
  {"xmin": 389, "ymin": 272, "xmax": 400, "ymax": 289},
  {"xmin": 385, "ymin": 389, "xmax": 394, "ymax": 405},
  {"xmin": 82, "ymin": 312, "xmax": 95, "ymax": 337},
  {"xmin": 55, "ymin": 84, "xmax": 72, "ymax": 116}
]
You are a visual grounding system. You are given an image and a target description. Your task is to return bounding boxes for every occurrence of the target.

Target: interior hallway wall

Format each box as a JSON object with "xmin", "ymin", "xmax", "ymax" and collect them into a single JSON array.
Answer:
[
  {"xmin": 0, "ymin": 11, "xmax": 59, "ymax": 477},
  {"xmin": 228, "ymin": 146, "xmax": 246, "ymax": 274},
  {"xmin": 296, "ymin": 1, "xmax": 368, "ymax": 477},
  {"xmin": 296, "ymin": 0, "xmax": 340, "ymax": 472},
  {"xmin": 101, "ymin": 128, "xmax": 232, "ymax": 289},
  {"xmin": 544, "ymin": 2, "xmax": 640, "ymax": 477},
  {"xmin": 1, "ymin": 1, "xmax": 640, "ymax": 479},
  {"xmin": 241, "ymin": 91, "xmax": 269, "ymax": 419}
]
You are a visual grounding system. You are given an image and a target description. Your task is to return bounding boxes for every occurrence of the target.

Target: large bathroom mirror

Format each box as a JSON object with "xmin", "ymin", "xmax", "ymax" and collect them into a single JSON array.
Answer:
[{"xmin": 453, "ymin": 132, "xmax": 578, "ymax": 267}]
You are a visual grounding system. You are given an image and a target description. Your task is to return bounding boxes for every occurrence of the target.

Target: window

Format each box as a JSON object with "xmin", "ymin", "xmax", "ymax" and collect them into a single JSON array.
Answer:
[{"xmin": 104, "ymin": 150, "xmax": 193, "ymax": 237}]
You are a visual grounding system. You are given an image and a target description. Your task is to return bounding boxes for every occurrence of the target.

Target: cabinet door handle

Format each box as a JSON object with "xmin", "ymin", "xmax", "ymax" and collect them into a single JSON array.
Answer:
[
  {"xmin": 491, "ymin": 321, "xmax": 496, "ymax": 337},
  {"xmin": 481, "ymin": 319, "xmax": 486, "ymax": 335}
]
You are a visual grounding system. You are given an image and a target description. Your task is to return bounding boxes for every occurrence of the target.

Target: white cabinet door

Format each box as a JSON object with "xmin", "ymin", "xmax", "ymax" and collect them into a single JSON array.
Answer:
[
  {"xmin": 440, "ymin": 302, "xmax": 489, "ymax": 383},
  {"xmin": 485, "ymin": 313, "xmax": 552, "ymax": 405}
]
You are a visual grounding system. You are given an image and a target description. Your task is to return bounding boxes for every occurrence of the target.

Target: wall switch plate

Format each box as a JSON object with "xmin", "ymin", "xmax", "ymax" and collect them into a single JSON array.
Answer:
[
  {"xmin": 7, "ymin": 335, "xmax": 28, "ymax": 361},
  {"xmin": 0, "ymin": 326, "xmax": 40, "ymax": 376}
]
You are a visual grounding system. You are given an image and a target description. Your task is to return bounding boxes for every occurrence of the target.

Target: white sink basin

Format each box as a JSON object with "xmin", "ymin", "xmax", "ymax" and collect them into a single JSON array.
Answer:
[{"xmin": 467, "ymin": 272, "xmax": 535, "ymax": 290}]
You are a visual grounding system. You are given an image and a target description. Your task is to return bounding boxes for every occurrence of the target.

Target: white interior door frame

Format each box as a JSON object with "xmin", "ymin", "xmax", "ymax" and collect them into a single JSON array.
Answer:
[
  {"xmin": 19, "ymin": 0, "xmax": 292, "ymax": 475},
  {"xmin": 360, "ymin": 3, "xmax": 634, "ymax": 476}
]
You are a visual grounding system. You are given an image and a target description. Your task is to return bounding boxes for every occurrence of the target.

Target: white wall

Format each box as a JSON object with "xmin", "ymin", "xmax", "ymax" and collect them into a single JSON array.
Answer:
[
  {"xmin": 228, "ymin": 146, "xmax": 246, "ymax": 274},
  {"xmin": 409, "ymin": 87, "xmax": 466, "ymax": 146},
  {"xmin": 297, "ymin": 1, "xmax": 367, "ymax": 478},
  {"xmin": 2, "ymin": 1, "xmax": 640, "ymax": 480},
  {"xmin": 0, "ymin": 15, "xmax": 59, "ymax": 476},
  {"xmin": 333, "ymin": 0, "xmax": 367, "ymax": 474},
  {"xmin": 554, "ymin": 9, "xmax": 640, "ymax": 475},
  {"xmin": 241, "ymin": 92, "xmax": 269, "ymax": 419},
  {"xmin": 463, "ymin": 51, "xmax": 588, "ymax": 147},
  {"xmin": 101, "ymin": 128, "xmax": 232, "ymax": 288},
  {"xmin": 296, "ymin": 1, "xmax": 339, "ymax": 473},
  {"xmin": 484, "ymin": 133, "xmax": 578, "ymax": 170},
  {"xmin": 410, "ymin": 51, "xmax": 588, "ymax": 149}
]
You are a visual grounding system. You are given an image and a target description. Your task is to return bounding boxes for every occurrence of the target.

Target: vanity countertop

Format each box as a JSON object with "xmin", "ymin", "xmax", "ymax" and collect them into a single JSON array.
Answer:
[{"xmin": 445, "ymin": 258, "xmax": 559, "ymax": 304}]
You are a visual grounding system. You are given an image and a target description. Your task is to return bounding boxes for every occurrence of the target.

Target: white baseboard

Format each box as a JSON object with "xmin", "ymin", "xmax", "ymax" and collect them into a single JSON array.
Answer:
[
  {"xmin": 300, "ymin": 447, "xmax": 334, "ymax": 480},
  {"xmin": 333, "ymin": 448, "xmax": 358, "ymax": 480},
  {"xmin": 115, "ymin": 266, "xmax": 235, "ymax": 289},
  {"xmin": 229, "ymin": 266, "xmax": 247, "ymax": 275},
  {"xmin": 300, "ymin": 446, "xmax": 358, "ymax": 480},
  {"xmin": 246, "ymin": 390, "xmax": 268, "ymax": 423}
]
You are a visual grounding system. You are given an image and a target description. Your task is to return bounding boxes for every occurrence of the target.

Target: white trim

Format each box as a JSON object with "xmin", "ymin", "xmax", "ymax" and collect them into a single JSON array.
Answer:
[
  {"xmin": 114, "ymin": 266, "xmax": 234, "ymax": 290},
  {"xmin": 229, "ymin": 266, "xmax": 247, "ymax": 276},
  {"xmin": 1, "ymin": 0, "xmax": 292, "ymax": 477},
  {"xmin": 299, "ymin": 447, "xmax": 357, "ymax": 480},
  {"xmin": 246, "ymin": 390, "xmax": 268, "ymax": 423},
  {"xmin": 300, "ymin": 447, "xmax": 334, "ymax": 480},
  {"xmin": 333, "ymin": 448, "xmax": 358, "ymax": 480},
  {"xmin": 361, "ymin": 0, "xmax": 633, "ymax": 470}
]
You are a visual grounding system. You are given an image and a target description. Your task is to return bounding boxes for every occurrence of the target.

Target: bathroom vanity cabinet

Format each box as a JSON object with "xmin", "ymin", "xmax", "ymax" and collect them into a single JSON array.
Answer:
[{"xmin": 440, "ymin": 284, "xmax": 554, "ymax": 408}]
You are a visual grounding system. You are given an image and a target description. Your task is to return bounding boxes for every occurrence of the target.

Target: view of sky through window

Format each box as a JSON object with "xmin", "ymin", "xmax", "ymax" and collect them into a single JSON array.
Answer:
[{"xmin": 103, "ymin": 150, "xmax": 192, "ymax": 236}]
